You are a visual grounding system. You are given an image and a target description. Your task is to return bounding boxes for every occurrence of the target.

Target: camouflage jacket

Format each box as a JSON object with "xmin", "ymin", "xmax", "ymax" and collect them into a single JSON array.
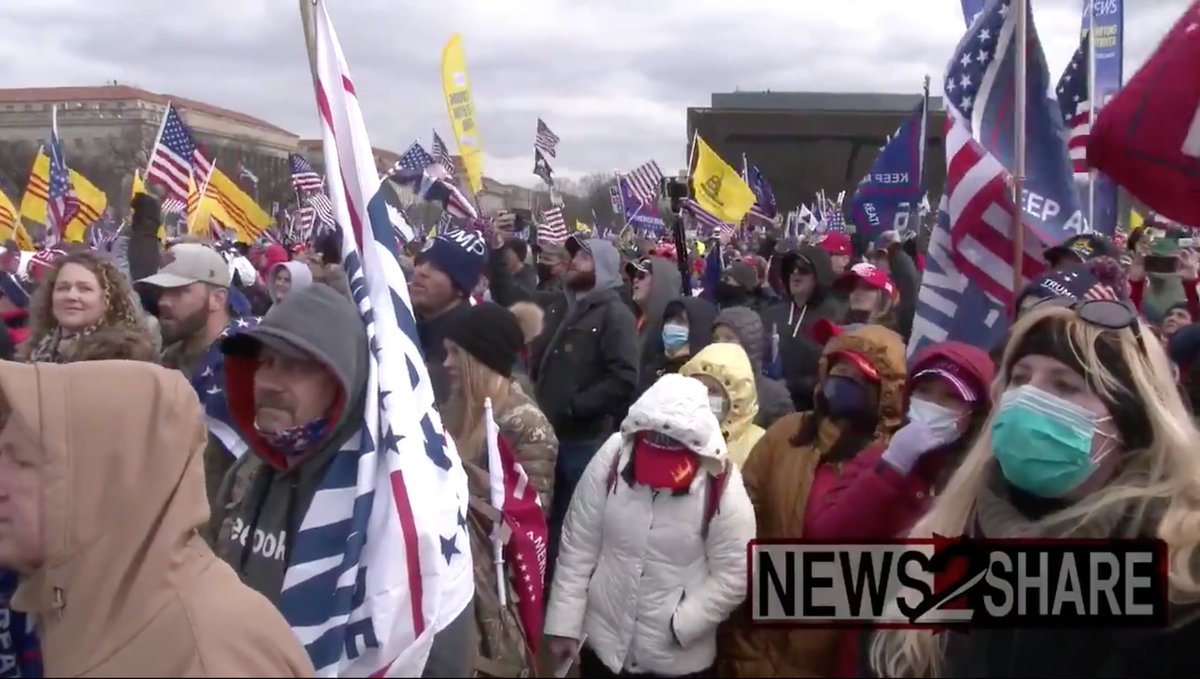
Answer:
[{"xmin": 465, "ymin": 383, "xmax": 557, "ymax": 677}]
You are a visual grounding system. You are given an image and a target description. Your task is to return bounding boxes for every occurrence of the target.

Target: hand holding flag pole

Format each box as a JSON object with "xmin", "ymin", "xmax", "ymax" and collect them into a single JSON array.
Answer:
[{"xmin": 484, "ymin": 398, "xmax": 507, "ymax": 608}]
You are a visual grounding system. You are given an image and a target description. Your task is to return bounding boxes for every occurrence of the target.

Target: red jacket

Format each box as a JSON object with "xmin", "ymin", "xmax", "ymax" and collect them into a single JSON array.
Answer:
[{"xmin": 801, "ymin": 340, "xmax": 995, "ymax": 678}]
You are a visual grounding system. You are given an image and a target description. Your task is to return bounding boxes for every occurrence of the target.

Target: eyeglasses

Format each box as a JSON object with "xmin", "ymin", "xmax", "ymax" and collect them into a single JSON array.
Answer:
[{"xmin": 1032, "ymin": 297, "xmax": 1147, "ymax": 356}]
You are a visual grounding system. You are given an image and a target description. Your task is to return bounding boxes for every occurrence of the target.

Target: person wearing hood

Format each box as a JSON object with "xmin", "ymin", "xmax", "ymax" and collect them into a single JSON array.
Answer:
[
  {"xmin": 266, "ymin": 260, "xmax": 314, "ymax": 305},
  {"xmin": 805, "ymin": 341, "xmax": 994, "ymax": 678},
  {"xmin": 711, "ymin": 306, "xmax": 793, "ymax": 428},
  {"xmin": 759, "ymin": 246, "xmax": 841, "ymax": 411},
  {"xmin": 544, "ymin": 374, "xmax": 755, "ymax": 679},
  {"xmin": 628, "ymin": 255, "xmax": 683, "ymax": 388},
  {"xmin": 0, "ymin": 360, "xmax": 313, "ymax": 677},
  {"xmin": 715, "ymin": 260, "xmax": 772, "ymax": 313},
  {"xmin": 680, "ymin": 342, "xmax": 765, "ymax": 468},
  {"xmin": 409, "ymin": 228, "xmax": 488, "ymax": 404},
  {"xmin": 718, "ymin": 324, "xmax": 907, "ymax": 678},
  {"xmin": 483, "ymin": 232, "xmax": 639, "ymax": 584},
  {"xmin": 641, "ymin": 296, "xmax": 719, "ymax": 392}
]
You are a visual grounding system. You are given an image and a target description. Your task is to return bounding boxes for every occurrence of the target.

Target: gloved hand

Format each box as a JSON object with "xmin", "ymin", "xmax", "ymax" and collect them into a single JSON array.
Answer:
[
  {"xmin": 129, "ymin": 193, "xmax": 162, "ymax": 236},
  {"xmin": 880, "ymin": 421, "xmax": 948, "ymax": 475}
]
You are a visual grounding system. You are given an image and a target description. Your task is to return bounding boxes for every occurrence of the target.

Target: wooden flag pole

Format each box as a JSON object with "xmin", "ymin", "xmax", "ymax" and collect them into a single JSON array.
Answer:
[{"xmin": 1012, "ymin": 0, "xmax": 1029, "ymax": 296}]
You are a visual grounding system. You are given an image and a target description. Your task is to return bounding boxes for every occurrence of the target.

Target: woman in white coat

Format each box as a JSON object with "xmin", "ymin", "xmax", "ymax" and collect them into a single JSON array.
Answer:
[{"xmin": 543, "ymin": 373, "xmax": 757, "ymax": 678}]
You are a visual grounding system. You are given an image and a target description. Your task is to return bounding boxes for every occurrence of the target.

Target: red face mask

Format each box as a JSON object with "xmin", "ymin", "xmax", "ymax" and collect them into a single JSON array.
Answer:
[{"xmin": 632, "ymin": 432, "xmax": 700, "ymax": 491}]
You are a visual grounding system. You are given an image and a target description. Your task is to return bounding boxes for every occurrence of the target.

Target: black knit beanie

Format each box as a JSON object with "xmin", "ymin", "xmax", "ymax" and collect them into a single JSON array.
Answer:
[{"xmin": 444, "ymin": 302, "xmax": 523, "ymax": 378}]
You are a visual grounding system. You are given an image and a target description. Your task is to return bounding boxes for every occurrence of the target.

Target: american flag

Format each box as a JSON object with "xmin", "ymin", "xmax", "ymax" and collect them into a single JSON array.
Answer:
[
  {"xmin": 146, "ymin": 104, "xmax": 214, "ymax": 202},
  {"xmin": 298, "ymin": 2, "xmax": 473, "ymax": 675},
  {"xmin": 942, "ymin": 0, "xmax": 1046, "ymax": 302},
  {"xmin": 431, "ymin": 131, "xmax": 455, "ymax": 177},
  {"xmin": 534, "ymin": 118, "xmax": 560, "ymax": 158},
  {"xmin": 86, "ymin": 215, "xmax": 121, "ymax": 252},
  {"xmin": 539, "ymin": 207, "xmax": 568, "ymax": 245},
  {"xmin": 45, "ymin": 124, "xmax": 79, "ymax": 245},
  {"xmin": 682, "ymin": 197, "xmax": 735, "ymax": 242},
  {"xmin": 1056, "ymin": 30, "xmax": 1092, "ymax": 181},
  {"xmin": 624, "ymin": 160, "xmax": 664, "ymax": 206},
  {"xmin": 384, "ymin": 165, "xmax": 476, "ymax": 229},
  {"xmin": 194, "ymin": 317, "xmax": 261, "ymax": 461},
  {"xmin": 398, "ymin": 142, "xmax": 436, "ymax": 174},
  {"xmin": 289, "ymin": 153, "xmax": 325, "ymax": 193}
]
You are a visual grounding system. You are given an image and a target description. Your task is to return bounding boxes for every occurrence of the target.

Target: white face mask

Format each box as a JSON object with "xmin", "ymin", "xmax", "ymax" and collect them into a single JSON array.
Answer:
[
  {"xmin": 906, "ymin": 396, "xmax": 964, "ymax": 445},
  {"xmin": 708, "ymin": 396, "xmax": 727, "ymax": 422}
]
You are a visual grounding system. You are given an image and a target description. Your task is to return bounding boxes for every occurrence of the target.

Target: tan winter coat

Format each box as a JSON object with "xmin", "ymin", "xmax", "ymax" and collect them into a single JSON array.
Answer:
[
  {"xmin": 4, "ymin": 360, "xmax": 313, "ymax": 677},
  {"xmin": 462, "ymin": 383, "xmax": 557, "ymax": 677}
]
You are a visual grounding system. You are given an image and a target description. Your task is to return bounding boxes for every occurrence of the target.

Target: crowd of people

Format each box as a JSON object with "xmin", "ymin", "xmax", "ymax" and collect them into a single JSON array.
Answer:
[{"xmin": 2, "ymin": 187, "xmax": 1200, "ymax": 678}]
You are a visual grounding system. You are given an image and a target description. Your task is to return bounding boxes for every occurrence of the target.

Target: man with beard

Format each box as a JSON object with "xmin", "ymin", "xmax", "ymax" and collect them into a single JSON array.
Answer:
[
  {"xmin": 485, "ymin": 233, "xmax": 638, "ymax": 579},
  {"xmin": 138, "ymin": 243, "xmax": 237, "ymax": 379}
]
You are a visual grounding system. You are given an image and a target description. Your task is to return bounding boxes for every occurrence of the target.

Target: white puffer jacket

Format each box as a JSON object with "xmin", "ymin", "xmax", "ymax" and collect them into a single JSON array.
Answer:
[{"xmin": 544, "ymin": 373, "xmax": 756, "ymax": 676}]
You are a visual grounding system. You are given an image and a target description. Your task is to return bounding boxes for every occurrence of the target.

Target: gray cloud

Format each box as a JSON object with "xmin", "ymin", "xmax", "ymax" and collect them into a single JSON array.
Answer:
[{"xmin": 0, "ymin": 0, "xmax": 1187, "ymax": 187}]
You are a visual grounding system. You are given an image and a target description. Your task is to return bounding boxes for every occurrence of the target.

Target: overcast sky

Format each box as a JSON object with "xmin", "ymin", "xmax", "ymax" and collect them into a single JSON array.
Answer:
[{"xmin": 0, "ymin": 0, "xmax": 1187, "ymax": 188}]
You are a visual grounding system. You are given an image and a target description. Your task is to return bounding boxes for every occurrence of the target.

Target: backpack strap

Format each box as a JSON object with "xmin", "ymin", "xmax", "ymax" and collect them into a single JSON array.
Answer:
[{"xmin": 702, "ymin": 466, "xmax": 731, "ymax": 540}]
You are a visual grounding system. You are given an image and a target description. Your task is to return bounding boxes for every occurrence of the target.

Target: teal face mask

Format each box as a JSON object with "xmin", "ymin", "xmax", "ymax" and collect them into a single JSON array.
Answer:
[
  {"xmin": 990, "ymin": 385, "xmax": 1112, "ymax": 498},
  {"xmin": 662, "ymin": 323, "xmax": 689, "ymax": 353}
]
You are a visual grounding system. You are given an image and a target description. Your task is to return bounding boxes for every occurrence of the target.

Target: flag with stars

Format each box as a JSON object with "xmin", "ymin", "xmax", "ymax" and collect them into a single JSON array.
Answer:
[
  {"xmin": 482, "ymin": 406, "xmax": 548, "ymax": 656},
  {"xmin": 1056, "ymin": 30, "xmax": 1091, "ymax": 182},
  {"xmin": 294, "ymin": 2, "xmax": 474, "ymax": 675},
  {"xmin": 289, "ymin": 153, "xmax": 326, "ymax": 193},
  {"xmin": 45, "ymin": 117, "xmax": 79, "ymax": 246},
  {"xmin": 431, "ymin": 131, "xmax": 455, "ymax": 177},
  {"xmin": 534, "ymin": 118, "xmax": 560, "ymax": 158},
  {"xmin": 194, "ymin": 316, "xmax": 261, "ymax": 460},
  {"xmin": 146, "ymin": 104, "xmax": 214, "ymax": 203},
  {"xmin": 398, "ymin": 142, "xmax": 437, "ymax": 175},
  {"xmin": 943, "ymin": 0, "xmax": 1088, "ymax": 242}
]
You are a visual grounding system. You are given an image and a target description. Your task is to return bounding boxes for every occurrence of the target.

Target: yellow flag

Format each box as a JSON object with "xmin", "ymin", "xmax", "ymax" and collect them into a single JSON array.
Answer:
[
  {"xmin": 690, "ymin": 136, "xmax": 756, "ymax": 225},
  {"xmin": 0, "ymin": 191, "xmax": 33, "ymax": 250},
  {"xmin": 441, "ymin": 34, "xmax": 484, "ymax": 196},
  {"xmin": 131, "ymin": 169, "xmax": 146, "ymax": 201},
  {"xmin": 1130, "ymin": 210, "xmax": 1145, "ymax": 231},
  {"xmin": 575, "ymin": 220, "xmax": 591, "ymax": 233},
  {"xmin": 202, "ymin": 168, "xmax": 271, "ymax": 243},
  {"xmin": 19, "ymin": 147, "xmax": 109, "ymax": 242}
]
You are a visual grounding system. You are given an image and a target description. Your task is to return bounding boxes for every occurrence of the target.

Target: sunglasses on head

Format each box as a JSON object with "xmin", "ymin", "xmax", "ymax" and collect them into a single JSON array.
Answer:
[{"xmin": 1032, "ymin": 297, "xmax": 1147, "ymax": 356}]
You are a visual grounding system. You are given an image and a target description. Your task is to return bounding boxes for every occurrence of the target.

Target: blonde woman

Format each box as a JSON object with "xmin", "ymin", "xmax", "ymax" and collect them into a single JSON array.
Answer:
[
  {"xmin": 19, "ymin": 250, "xmax": 156, "ymax": 363},
  {"xmin": 442, "ymin": 302, "xmax": 558, "ymax": 677},
  {"xmin": 870, "ymin": 299, "xmax": 1200, "ymax": 677}
]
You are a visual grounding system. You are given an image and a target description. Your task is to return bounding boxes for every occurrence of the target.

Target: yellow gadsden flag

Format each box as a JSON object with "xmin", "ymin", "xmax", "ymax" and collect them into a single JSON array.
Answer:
[
  {"xmin": 441, "ymin": 34, "xmax": 484, "ymax": 196},
  {"xmin": 690, "ymin": 135, "xmax": 756, "ymax": 225},
  {"xmin": 19, "ymin": 146, "xmax": 108, "ymax": 242},
  {"xmin": 0, "ymin": 190, "xmax": 33, "ymax": 250}
]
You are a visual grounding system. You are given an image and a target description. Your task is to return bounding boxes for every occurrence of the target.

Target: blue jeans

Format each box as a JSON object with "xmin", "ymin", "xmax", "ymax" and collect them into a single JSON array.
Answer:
[{"xmin": 547, "ymin": 437, "xmax": 606, "ymax": 590}]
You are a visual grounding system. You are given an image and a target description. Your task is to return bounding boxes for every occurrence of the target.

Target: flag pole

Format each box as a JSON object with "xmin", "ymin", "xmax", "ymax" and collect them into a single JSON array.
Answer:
[
  {"xmin": 186, "ymin": 164, "xmax": 217, "ymax": 234},
  {"xmin": 1011, "ymin": 0, "xmax": 1029, "ymax": 295},
  {"xmin": 143, "ymin": 101, "xmax": 171, "ymax": 179},
  {"xmin": 1086, "ymin": 6, "xmax": 1097, "ymax": 230}
]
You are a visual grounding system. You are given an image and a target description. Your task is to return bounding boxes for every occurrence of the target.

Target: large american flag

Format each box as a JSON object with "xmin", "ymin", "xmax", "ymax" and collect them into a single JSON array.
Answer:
[
  {"xmin": 297, "ymin": 2, "xmax": 473, "ymax": 675},
  {"xmin": 146, "ymin": 104, "xmax": 214, "ymax": 202},
  {"xmin": 534, "ymin": 118, "xmax": 560, "ymax": 158},
  {"xmin": 538, "ymin": 207, "xmax": 568, "ymax": 245},
  {"xmin": 46, "ymin": 125, "xmax": 79, "ymax": 245},
  {"xmin": 431, "ymin": 131, "xmax": 455, "ymax": 177},
  {"xmin": 1056, "ymin": 30, "xmax": 1092, "ymax": 182},
  {"xmin": 289, "ymin": 153, "xmax": 325, "ymax": 193},
  {"xmin": 624, "ymin": 160, "xmax": 664, "ymax": 206},
  {"xmin": 943, "ymin": 0, "xmax": 1045, "ymax": 303}
]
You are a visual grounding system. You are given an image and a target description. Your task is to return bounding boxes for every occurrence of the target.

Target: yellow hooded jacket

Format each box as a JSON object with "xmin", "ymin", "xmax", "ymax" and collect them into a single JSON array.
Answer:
[{"xmin": 681, "ymin": 342, "xmax": 765, "ymax": 468}]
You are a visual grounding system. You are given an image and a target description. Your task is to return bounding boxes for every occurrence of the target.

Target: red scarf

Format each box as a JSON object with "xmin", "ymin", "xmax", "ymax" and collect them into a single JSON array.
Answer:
[{"xmin": 632, "ymin": 432, "xmax": 699, "ymax": 491}]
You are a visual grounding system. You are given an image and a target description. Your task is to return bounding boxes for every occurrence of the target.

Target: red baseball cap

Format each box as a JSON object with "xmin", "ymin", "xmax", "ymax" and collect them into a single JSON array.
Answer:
[
  {"xmin": 812, "ymin": 232, "xmax": 852, "ymax": 256},
  {"xmin": 835, "ymin": 263, "xmax": 897, "ymax": 299},
  {"xmin": 829, "ymin": 350, "xmax": 881, "ymax": 382}
]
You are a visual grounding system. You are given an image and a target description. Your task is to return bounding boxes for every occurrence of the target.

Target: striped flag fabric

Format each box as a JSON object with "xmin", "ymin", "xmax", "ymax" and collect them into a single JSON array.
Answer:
[
  {"xmin": 534, "ymin": 118, "xmax": 560, "ymax": 158},
  {"xmin": 46, "ymin": 112, "xmax": 80, "ymax": 246},
  {"xmin": 298, "ymin": 2, "xmax": 473, "ymax": 675},
  {"xmin": 1056, "ymin": 30, "xmax": 1091, "ymax": 181},
  {"xmin": 146, "ymin": 104, "xmax": 214, "ymax": 202},
  {"xmin": 681, "ymin": 197, "xmax": 734, "ymax": 242},
  {"xmin": 538, "ymin": 207, "xmax": 568, "ymax": 245},
  {"xmin": 625, "ymin": 160, "xmax": 664, "ymax": 206},
  {"xmin": 289, "ymin": 153, "xmax": 325, "ymax": 193},
  {"xmin": 431, "ymin": 131, "xmax": 455, "ymax": 176},
  {"xmin": 944, "ymin": 114, "xmax": 1044, "ymax": 304}
]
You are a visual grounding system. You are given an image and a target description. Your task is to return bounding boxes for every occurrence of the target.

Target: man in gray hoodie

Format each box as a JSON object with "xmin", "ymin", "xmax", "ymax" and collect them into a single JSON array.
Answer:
[{"xmin": 209, "ymin": 284, "xmax": 473, "ymax": 677}]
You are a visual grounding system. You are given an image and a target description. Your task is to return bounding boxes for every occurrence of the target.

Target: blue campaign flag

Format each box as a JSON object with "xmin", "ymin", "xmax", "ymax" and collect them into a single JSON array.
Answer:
[
  {"xmin": 907, "ymin": 203, "xmax": 1009, "ymax": 358},
  {"xmin": 1082, "ymin": 0, "xmax": 1123, "ymax": 235},
  {"xmin": 946, "ymin": 0, "xmax": 1091, "ymax": 245},
  {"xmin": 745, "ymin": 163, "xmax": 777, "ymax": 218},
  {"xmin": 851, "ymin": 101, "xmax": 926, "ymax": 242},
  {"xmin": 616, "ymin": 174, "xmax": 665, "ymax": 235}
]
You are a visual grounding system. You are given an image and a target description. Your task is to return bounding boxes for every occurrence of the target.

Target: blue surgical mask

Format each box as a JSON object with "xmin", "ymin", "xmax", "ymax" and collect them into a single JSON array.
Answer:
[
  {"xmin": 990, "ymin": 385, "xmax": 1114, "ymax": 498},
  {"xmin": 823, "ymin": 375, "xmax": 869, "ymax": 418},
  {"xmin": 662, "ymin": 323, "xmax": 689, "ymax": 353}
]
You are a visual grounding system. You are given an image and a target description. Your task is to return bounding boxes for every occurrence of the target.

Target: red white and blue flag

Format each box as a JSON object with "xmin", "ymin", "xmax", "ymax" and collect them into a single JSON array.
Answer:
[
  {"xmin": 1056, "ymin": 30, "xmax": 1092, "ymax": 182},
  {"xmin": 45, "ymin": 107, "xmax": 79, "ymax": 246},
  {"xmin": 146, "ymin": 104, "xmax": 214, "ymax": 203},
  {"xmin": 291, "ymin": 2, "xmax": 473, "ymax": 675}
]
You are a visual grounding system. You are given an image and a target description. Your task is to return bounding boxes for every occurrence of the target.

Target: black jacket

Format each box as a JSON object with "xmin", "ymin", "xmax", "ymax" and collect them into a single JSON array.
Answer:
[{"xmin": 488, "ymin": 239, "xmax": 639, "ymax": 442}]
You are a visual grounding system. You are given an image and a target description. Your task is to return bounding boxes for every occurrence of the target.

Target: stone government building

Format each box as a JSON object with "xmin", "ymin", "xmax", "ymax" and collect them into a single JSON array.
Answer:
[{"xmin": 686, "ymin": 91, "xmax": 948, "ymax": 225}]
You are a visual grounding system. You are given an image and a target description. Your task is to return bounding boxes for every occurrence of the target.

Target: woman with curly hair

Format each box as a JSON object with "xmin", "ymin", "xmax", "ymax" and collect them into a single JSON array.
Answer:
[{"xmin": 18, "ymin": 250, "xmax": 157, "ymax": 363}]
